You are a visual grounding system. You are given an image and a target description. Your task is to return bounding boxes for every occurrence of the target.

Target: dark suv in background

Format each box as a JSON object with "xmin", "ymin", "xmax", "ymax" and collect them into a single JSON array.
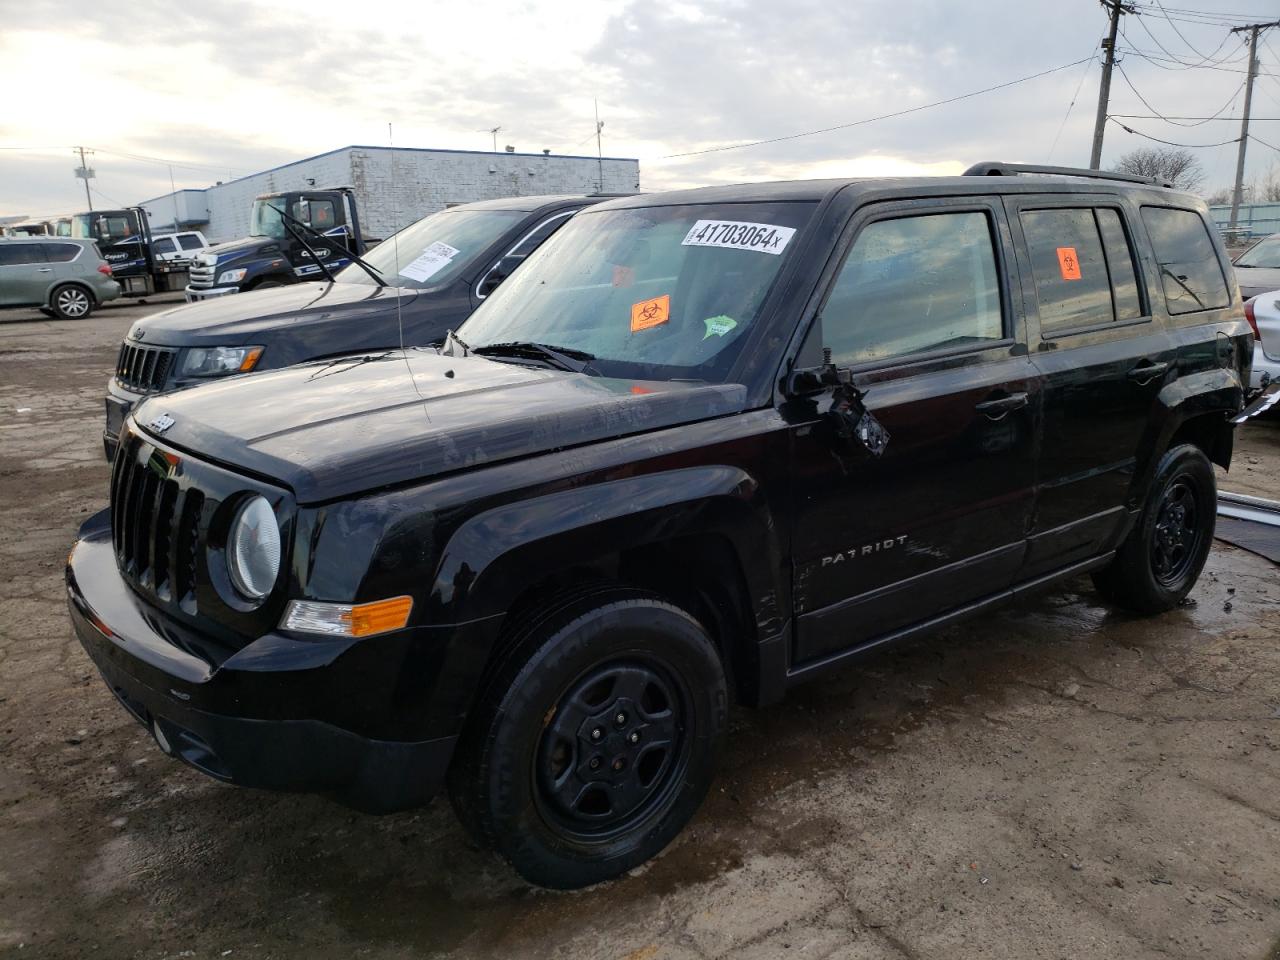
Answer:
[
  {"xmin": 102, "ymin": 194, "xmax": 613, "ymax": 458},
  {"xmin": 69, "ymin": 163, "xmax": 1254, "ymax": 889}
]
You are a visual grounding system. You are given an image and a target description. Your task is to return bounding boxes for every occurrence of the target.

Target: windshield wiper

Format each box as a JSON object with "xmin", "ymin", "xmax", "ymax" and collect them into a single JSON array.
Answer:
[
  {"xmin": 306, "ymin": 350, "xmax": 395, "ymax": 381},
  {"xmin": 472, "ymin": 341, "xmax": 596, "ymax": 374},
  {"xmin": 268, "ymin": 204, "xmax": 387, "ymax": 287}
]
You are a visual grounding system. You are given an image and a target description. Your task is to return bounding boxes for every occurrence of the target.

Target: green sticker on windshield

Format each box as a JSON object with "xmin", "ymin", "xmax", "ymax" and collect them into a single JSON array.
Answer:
[{"xmin": 703, "ymin": 315, "xmax": 737, "ymax": 340}]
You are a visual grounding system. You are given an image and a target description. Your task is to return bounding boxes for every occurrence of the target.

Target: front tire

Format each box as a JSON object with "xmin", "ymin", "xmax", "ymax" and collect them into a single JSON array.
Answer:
[
  {"xmin": 49, "ymin": 284, "xmax": 94, "ymax": 320},
  {"xmin": 449, "ymin": 588, "xmax": 727, "ymax": 889},
  {"xmin": 1092, "ymin": 443, "xmax": 1216, "ymax": 613}
]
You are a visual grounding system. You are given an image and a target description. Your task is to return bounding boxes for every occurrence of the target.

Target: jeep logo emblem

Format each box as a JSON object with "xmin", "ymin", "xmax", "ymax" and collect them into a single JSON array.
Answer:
[{"xmin": 149, "ymin": 413, "xmax": 175, "ymax": 434}]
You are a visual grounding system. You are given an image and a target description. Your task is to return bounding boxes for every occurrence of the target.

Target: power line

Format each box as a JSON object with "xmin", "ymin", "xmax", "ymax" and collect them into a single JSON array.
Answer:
[
  {"xmin": 1117, "ymin": 44, "xmax": 1274, "ymax": 75},
  {"xmin": 1112, "ymin": 113, "xmax": 1280, "ymax": 119},
  {"xmin": 1047, "ymin": 54, "xmax": 1098, "ymax": 161},
  {"xmin": 1153, "ymin": 0, "xmax": 1223, "ymax": 56},
  {"xmin": 1114, "ymin": 61, "xmax": 1244, "ymax": 126},
  {"xmin": 1251, "ymin": 132, "xmax": 1280, "ymax": 151},
  {"xmin": 1108, "ymin": 116, "xmax": 1240, "ymax": 146},
  {"xmin": 659, "ymin": 55, "xmax": 1094, "ymax": 160}
]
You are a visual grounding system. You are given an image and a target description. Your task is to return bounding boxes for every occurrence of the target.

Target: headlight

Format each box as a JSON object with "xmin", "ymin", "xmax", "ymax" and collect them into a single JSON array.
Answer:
[
  {"xmin": 181, "ymin": 345, "xmax": 264, "ymax": 377},
  {"xmin": 227, "ymin": 496, "xmax": 281, "ymax": 601},
  {"xmin": 217, "ymin": 268, "xmax": 247, "ymax": 284}
]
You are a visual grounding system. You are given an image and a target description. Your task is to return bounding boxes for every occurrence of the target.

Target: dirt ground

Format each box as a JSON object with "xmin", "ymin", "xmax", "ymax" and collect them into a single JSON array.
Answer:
[{"xmin": 1, "ymin": 300, "xmax": 1279, "ymax": 960}]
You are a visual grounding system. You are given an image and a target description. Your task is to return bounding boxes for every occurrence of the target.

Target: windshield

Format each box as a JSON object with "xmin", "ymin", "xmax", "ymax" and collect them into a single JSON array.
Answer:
[
  {"xmin": 1235, "ymin": 236, "xmax": 1280, "ymax": 269},
  {"xmin": 71, "ymin": 212, "xmax": 138, "ymax": 242},
  {"xmin": 339, "ymin": 208, "xmax": 525, "ymax": 290},
  {"xmin": 454, "ymin": 201, "xmax": 815, "ymax": 382},
  {"xmin": 250, "ymin": 199, "xmax": 289, "ymax": 239}
]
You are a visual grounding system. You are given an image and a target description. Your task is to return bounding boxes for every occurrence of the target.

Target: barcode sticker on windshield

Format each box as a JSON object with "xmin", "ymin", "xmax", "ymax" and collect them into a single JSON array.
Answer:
[
  {"xmin": 682, "ymin": 220, "xmax": 796, "ymax": 255},
  {"xmin": 398, "ymin": 242, "xmax": 460, "ymax": 283}
]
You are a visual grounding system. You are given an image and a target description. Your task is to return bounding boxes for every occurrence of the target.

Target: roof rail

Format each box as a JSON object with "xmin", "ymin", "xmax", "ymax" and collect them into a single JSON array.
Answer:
[{"xmin": 962, "ymin": 162, "xmax": 1174, "ymax": 189}]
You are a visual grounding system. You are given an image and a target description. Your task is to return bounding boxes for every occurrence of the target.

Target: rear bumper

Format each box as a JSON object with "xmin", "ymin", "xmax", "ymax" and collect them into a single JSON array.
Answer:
[
  {"xmin": 1250, "ymin": 352, "xmax": 1280, "ymax": 392},
  {"xmin": 66, "ymin": 512, "xmax": 457, "ymax": 813}
]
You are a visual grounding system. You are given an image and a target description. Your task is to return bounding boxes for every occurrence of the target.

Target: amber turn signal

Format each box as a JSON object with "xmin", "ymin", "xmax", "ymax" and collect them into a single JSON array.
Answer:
[{"xmin": 280, "ymin": 596, "xmax": 414, "ymax": 638}]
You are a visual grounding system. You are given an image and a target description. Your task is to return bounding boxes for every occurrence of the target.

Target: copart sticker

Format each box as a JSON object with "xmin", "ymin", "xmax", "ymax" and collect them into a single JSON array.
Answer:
[
  {"xmin": 631, "ymin": 294, "xmax": 670, "ymax": 332},
  {"xmin": 703, "ymin": 315, "xmax": 737, "ymax": 340},
  {"xmin": 399, "ymin": 241, "xmax": 460, "ymax": 283},
  {"xmin": 1056, "ymin": 246, "xmax": 1082, "ymax": 281},
  {"xmin": 682, "ymin": 220, "xmax": 796, "ymax": 255}
]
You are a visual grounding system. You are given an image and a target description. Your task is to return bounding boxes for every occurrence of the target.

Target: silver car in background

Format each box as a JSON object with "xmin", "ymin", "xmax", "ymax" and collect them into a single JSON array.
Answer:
[
  {"xmin": 1233, "ymin": 234, "xmax": 1280, "ymax": 300},
  {"xmin": 0, "ymin": 237, "xmax": 121, "ymax": 319}
]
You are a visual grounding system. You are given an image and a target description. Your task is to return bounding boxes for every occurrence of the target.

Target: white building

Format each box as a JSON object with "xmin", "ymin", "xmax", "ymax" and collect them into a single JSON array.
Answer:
[{"xmin": 139, "ymin": 145, "xmax": 641, "ymax": 243}]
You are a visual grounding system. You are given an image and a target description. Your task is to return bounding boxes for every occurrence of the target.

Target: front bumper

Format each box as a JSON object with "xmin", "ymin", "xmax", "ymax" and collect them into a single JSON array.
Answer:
[
  {"xmin": 66, "ymin": 511, "xmax": 457, "ymax": 813},
  {"xmin": 184, "ymin": 284, "xmax": 239, "ymax": 302}
]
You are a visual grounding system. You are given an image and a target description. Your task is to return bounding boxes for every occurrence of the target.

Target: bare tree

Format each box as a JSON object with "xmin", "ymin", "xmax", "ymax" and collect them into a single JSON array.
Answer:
[
  {"xmin": 1111, "ymin": 148, "xmax": 1205, "ymax": 192},
  {"xmin": 1205, "ymin": 187, "xmax": 1232, "ymax": 206},
  {"xmin": 1259, "ymin": 164, "xmax": 1280, "ymax": 203}
]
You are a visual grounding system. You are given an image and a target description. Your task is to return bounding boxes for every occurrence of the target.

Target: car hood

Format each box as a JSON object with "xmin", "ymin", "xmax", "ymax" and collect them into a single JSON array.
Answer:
[
  {"xmin": 1235, "ymin": 264, "xmax": 1280, "ymax": 299},
  {"xmin": 132, "ymin": 350, "xmax": 748, "ymax": 502},
  {"xmin": 202, "ymin": 235, "xmax": 273, "ymax": 260},
  {"xmin": 127, "ymin": 282, "xmax": 418, "ymax": 346}
]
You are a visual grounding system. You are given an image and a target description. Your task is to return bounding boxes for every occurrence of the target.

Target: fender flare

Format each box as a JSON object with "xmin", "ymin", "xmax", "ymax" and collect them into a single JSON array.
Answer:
[
  {"xmin": 1131, "ymin": 366, "xmax": 1244, "ymax": 500},
  {"xmin": 426, "ymin": 465, "xmax": 783, "ymax": 637}
]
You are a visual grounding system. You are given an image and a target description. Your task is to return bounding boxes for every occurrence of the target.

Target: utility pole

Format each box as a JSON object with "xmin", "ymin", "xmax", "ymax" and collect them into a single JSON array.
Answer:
[
  {"xmin": 594, "ymin": 99, "xmax": 605, "ymax": 192},
  {"xmin": 1090, "ymin": 0, "xmax": 1130, "ymax": 170},
  {"xmin": 73, "ymin": 146, "xmax": 95, "ymax": 212},
  {"xmin": 1228, "ymin": 21, "xmax": 1280, "ymax": 229}
]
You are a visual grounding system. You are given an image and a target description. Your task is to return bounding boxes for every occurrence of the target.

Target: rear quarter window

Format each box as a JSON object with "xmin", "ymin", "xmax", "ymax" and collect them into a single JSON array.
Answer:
[
  {"xmin": 42, "ymin": 242, "xmax": 82, "ymax": 263},
  {"xmin": 1140, "ymin": 206, "xmax": 1230, "ymax": 315}
]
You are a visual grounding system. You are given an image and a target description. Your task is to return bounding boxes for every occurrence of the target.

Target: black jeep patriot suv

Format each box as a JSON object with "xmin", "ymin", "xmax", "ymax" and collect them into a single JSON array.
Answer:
[{"xmin": 68, "ymin": 163, "xmax": 1254, "ymax": 889}]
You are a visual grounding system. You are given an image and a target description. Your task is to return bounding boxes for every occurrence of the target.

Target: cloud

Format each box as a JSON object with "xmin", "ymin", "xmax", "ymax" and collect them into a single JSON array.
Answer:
[{"xmin": 1, "ymin": 0, "xmax": 1275, "ymax": 216}]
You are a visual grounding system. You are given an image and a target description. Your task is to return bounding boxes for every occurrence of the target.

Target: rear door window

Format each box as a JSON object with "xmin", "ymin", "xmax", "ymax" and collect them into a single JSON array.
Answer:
[
  {"xmin": 1020, "ymin": 208, "xmax": 1118, "ymax": 333},
  {"xmin": 821, "ymin": 210, "xmax": 1005, "ymax": 366},
  {"xmin": 1140, "ymin": 206, "xmax": 1230, "ymax": 314}
]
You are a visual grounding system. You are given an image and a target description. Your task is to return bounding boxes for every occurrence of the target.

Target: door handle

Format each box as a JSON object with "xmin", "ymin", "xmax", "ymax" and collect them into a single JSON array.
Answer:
[
  {"xmin": 36, "ymin": 267, "xmax": 53, "ymax": 273},
  {"xmin": 974, "ymin": 392, "xmax": 1028, "ymax": 420},
  {"xmin": 1127, "ymin": 360, "xmax": 1169, "ymax": 384}
]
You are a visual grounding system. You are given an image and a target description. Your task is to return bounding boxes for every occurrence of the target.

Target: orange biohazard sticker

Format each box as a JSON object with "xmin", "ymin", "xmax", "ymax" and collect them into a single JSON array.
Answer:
[
  {"xmin": 1056, "ymin": 246, "xmax": 1082, "ymax": 281},
  {"xmin": 631, "ymin": 294, "xmax": 670, "ymax": 332}
]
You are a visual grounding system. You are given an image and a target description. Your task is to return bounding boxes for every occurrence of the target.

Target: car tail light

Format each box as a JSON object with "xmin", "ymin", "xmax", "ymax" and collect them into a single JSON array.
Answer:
[
  {"xmin": 98, "ymin": 263, "xmax": 113, "ymax": 276},
  {"xmin": 1244, "ymin": 297, "xmax": 1260, "ymax": 340}
]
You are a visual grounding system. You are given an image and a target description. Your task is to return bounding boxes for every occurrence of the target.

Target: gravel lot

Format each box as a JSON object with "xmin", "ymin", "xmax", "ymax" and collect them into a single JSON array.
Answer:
[{"xmin": 2, "ymin": 299, "xmax": 1279, "ymax": 960}]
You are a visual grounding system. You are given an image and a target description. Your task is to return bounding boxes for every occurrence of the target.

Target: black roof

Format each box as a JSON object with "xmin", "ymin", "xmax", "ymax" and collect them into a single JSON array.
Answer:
[{"xmin": 592, "ymin": 168, "xmax": 1199, "ymax": 212}]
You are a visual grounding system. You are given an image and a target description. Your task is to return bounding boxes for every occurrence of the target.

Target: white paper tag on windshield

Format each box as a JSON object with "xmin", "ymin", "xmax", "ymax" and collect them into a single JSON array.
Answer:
[
  {"xmin": 681, "ymin": 220, "xmax": 796, "ymax": 255},
  {"xmin": 398, "ymin": 241, "xmax": 460, "ymax": 283}
]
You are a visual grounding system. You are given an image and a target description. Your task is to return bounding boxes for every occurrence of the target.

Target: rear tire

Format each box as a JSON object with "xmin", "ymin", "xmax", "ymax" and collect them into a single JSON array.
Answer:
[
  {"xmin": 1091, "ymin": 443, "xmax": 1216, "ymax": 613},
  {"xmin": 49, "ymin": 284, "xmax": 94, "ymax": 320},
  {"xmin": 448, "ymin": 587, "xmax": 727, "ymax": 889}
]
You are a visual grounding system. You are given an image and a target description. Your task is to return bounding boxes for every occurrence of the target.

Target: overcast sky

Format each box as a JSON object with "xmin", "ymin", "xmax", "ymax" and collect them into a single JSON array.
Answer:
[{"xmin": 2, "ymin": 0, "xmax": 1278, "ymax": 218}]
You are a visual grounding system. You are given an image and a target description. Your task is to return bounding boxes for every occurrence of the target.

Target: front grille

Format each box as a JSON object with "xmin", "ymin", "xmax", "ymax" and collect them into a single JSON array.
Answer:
[
  {"xmin": 187, "ymin": 256, "xmax": 217, "ymax": 289},
  {"xmin": 111, "ymin": 440, "xmax": 204, "ymax": 611},
  {"xmin": 116, "ymin": 342, "xmax": 176, "ymax": 394}
]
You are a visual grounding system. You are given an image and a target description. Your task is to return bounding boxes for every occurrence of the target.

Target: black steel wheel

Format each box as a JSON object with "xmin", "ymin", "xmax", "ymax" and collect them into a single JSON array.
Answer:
[
  {"xmin": 1150, "ymin": 477, "xmax": 1204, "ymax": 586},
  {"xmin": 535, "ymin": 657, "xmax": 690, "ymax": 841},
  {"xmin": 449, "ymin": 587, "xmax": 727, "ymax": 889},
  {"xmin": 1092, "ymin": 443, "xmax": 1216, "ymax": 613}
]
